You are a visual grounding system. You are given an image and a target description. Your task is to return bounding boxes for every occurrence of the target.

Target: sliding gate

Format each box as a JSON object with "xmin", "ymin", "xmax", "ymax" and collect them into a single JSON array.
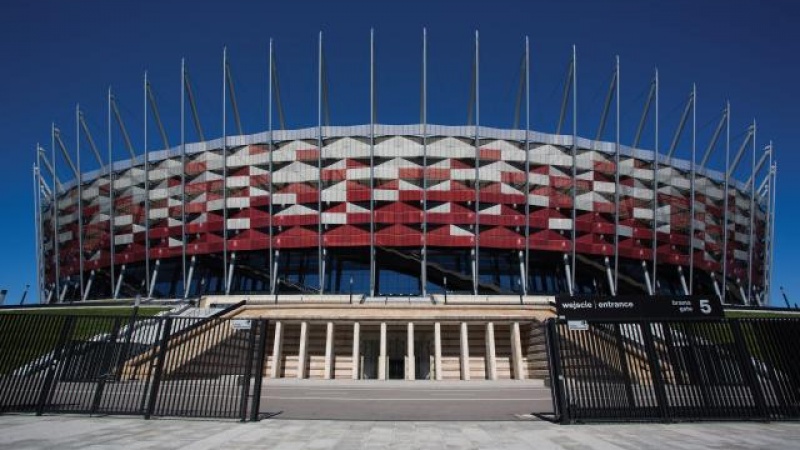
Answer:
[
  {"xmin": 0, "ymin": 313, "xmax": 268, "ymax": 421},
  {"xmin": 546, "ymin": 318, "xmax": 800, "ymax": 423}
]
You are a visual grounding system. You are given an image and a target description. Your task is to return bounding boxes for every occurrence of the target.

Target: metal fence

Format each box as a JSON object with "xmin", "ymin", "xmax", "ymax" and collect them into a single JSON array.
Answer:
[
  {"xmin": 545, "ymin": 318, "xmax": 800, "ymax": 423},
  {"xmin": 0, "ymin": 313, "xmax": 268, "ymax": 421}
]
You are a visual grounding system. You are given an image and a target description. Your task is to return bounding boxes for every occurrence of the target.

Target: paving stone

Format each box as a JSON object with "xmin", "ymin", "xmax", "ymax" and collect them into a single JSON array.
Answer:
[{"xmin": 1, "ymin": 415, "xmax": 800, "ymax": 449}]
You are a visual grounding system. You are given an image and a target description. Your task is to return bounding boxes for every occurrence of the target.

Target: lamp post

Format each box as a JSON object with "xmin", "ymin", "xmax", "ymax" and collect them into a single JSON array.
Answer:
[
  {"xmin": 518, "ymin": 279, "xmax": 523, "ymax": 305},
  {"xmin": 443, "ymin": 276, "xmax": 448, "ymax": 304},
  {"xmin": 20, "ymin": 284, "xmax": 30, "ymax": 304},
  {"xmin": 349, "ymin": 276, "xmax": 354, "ymax": 304},
  {"xmin": 780, "ymin": 286, "xmax": 791, "ymax": 309},
  {"xmin": 132, "ymin": 293, "xmax": 141, "ymax": 328}
]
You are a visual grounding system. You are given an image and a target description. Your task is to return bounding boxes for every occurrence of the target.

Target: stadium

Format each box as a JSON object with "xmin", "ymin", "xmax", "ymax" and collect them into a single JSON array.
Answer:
[
  {"xmin": 30, "ymin": 34, "xmax": 776, "ymax": 381},
  {"xmin": 40, "ymin": 123, "xmax": 772, "ymax": 302}
]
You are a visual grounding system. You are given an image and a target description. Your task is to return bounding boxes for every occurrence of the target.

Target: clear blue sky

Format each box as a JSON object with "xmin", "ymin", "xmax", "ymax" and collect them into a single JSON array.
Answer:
[{"xmin": 1, "ymin": 0, "xmax": 797, "ymax": 305}]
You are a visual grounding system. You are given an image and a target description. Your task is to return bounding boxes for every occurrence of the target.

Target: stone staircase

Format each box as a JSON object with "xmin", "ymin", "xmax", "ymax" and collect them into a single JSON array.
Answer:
[{"xmin": 524, "ymin": 320, "xmax": 551, "ymax": 381}]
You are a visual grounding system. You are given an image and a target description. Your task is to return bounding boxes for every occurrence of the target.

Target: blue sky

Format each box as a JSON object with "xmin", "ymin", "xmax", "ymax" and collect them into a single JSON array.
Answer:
[{"xmin": 0, "ymin": 0, "xmax": 797, "ymax": 305}]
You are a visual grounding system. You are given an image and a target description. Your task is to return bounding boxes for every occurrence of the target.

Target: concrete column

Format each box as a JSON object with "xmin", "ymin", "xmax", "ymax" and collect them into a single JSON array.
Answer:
[
  {"xmin": 460, "ymin": 322, "xmax": 470, "ymax": 381},
  {"xmin": 352, "ymin": 322, "xmax": 360, "ymax": 380},
  {"xmin": 270, "ymin": 321, "xmax": 283, "ymax": 378},
  {"xmin": 434, "ymin": 322, "xmax": 442, "ymax": 381},
  {"xmin": 297, "ymin": 321, "xmax": 309, "ymax": 379},
  {"xmin": 511, "ymin": 322, "xmax": 525, "ymax": 380},
  {"xmin": 406, "ymin": 322, "xmax": 415, "ymax": 380},
  {"xmin": 485, "ymin": 322, "xmax": 497, "ymax": 381},
  {"xmin": 324, "ymin": 321, "xmax": 335, "ymax": 380},
  {"xmin": 379, "ymin": 322, "xmax": 387, "ymax": 381}
]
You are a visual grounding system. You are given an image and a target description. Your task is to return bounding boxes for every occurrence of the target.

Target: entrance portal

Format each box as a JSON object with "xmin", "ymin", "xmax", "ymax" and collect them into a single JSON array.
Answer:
[
  {"xmin": 362, "ymin": 339, "xmax": 379, "ymax": 379},
  {"xmin": 415, "ymin": 338, "xmax": 431, "ymax": 380},
  {"xmin": 387, "ymin": 334, "xmax": 405, "ymax": 379},
  {"xmin": 360, "ymin": 331, "xmax": 412, "ymax": 380},
  {"xmin": 360, "ymin": 330, "xmax": 434, "ymax": 380}
]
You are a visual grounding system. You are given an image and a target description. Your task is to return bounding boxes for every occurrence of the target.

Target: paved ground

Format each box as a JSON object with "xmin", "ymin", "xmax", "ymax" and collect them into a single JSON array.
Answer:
[
  {"xmin": 260, "ymin": 379, "xmax": 553, "ymax": 420},
  {"xmin": 4, "ymin": 380, "xmax": 800, "ymax": 448},
  {"xmin": 2, "ymin": 414, "xmax": 800, "ymax": 449}
]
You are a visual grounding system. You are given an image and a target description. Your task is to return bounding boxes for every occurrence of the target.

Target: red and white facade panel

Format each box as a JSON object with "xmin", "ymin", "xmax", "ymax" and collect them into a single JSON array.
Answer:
[{"xmin": 42, "ymin": 124, "xmax": 765, "ymax": 290}]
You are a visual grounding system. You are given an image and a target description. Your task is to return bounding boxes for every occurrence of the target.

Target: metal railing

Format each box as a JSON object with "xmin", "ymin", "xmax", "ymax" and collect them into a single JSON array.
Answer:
[
  {"xmin": 0, "ymin": 313, "xmax": 268, "ymax": 421},
  {"xmin": 545, "ymin": 318, "xmax": 800, "ymax": 423}
]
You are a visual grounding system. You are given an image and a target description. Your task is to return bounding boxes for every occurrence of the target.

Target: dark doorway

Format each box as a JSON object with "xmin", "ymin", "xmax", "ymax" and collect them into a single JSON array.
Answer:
[
  {"xmin": 389, "ymin": 357, "xmax": 404, "ymax": 379},
  {"xmin": 388, "ymin": 334, "xmax": 405, "ymax": 380}
]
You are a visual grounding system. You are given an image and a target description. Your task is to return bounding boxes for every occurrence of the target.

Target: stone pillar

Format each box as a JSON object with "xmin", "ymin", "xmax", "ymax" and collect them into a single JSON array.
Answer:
[
  {"xmin": 297, "ymin": 321, "xmax": 309, "ymax": 379},
  {"xmin": 406, "ymin": 322, "xmax": 415, "ymax": 380},
  {"xmin": 434, "ymin": 322, "xmax": 442, "ymax": 381},
  {"xmin": 270, "ymin": 320, "xmax": 283, "ymax": 379},
  {"xmin": 511, "ymin": 322, "xmax": 525, "ymax": 380},
  {"xmin": 460, "ymin": 322, "xmax": 470, "ymax": 381},
  {"xmin": 324, "ymin": 321, "xmax": 335, "ymax": 380},
  {"xmin": 379, "ymin": 322, "xmax": 387, "ymax": 381},
  {"xmin": 485, "ymin": 322, "xmax": 497, "ymax": 381},
  {"xmin": 352, "ymin": 322, "xmax": 360, "ymax": 380}
]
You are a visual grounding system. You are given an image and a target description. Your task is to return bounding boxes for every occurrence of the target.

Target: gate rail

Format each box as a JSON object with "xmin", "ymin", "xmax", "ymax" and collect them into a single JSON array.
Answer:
[
  {"xmin": 546, "ymin": 318, "xmax": 800, "ymax": 423},
  {"xmin": 0, "ymin": 313, "xmax": 268, "ymax": 421}
]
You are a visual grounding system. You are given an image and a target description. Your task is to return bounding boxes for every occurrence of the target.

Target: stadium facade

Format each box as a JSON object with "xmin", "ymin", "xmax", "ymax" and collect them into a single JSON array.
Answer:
[{"xmin": 31, "ymin": 34, "xmax": 776, "ymax": 381}]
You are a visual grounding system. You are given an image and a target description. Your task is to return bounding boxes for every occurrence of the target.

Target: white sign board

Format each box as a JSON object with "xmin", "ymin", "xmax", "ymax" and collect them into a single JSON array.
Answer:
[
  {"xmin": 231, "ymin": 319, "xmax": 252, "ymax": 330},
  {"xmin": 567, "ymin": 320, "xmax": 589, "ymax": 331}
]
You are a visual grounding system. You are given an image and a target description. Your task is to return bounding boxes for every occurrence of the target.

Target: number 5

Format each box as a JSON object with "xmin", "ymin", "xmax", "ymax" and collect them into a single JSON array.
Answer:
[{"xmin": 699, "ymin": 299, "xmax": 712, "ymax": 314}]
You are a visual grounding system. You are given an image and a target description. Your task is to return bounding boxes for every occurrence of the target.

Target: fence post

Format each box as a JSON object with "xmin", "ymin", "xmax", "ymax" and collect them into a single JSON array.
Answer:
[
  {"xmin": 543, "ymin": 319, "xmax": 558, "ymax": 418},
  {"xmin": 730, "ymin": 319, "xmax": 769, "ymax": 421},
  {"xmin": 613, "ymin": 323, "xmax": 636, "ymax": 410},
  {"xmin": 751, "ymin": 319, "xmax": 795, "ymax": 417},
  {"xmin": 90, "ymin": 317, "xmax": 122, "ymax": 415},
  {"xmin": 145, "ymin": 317, "xmax": 173, "ymax": 420},
  {"xmin": 239, "ymin": 319, "xmax": 257, "ymax": 422},
  {"xmin": 641, "ymin": 321, "xmax": 669, "ymax": 421},
  {"xmin": 661, "ymin": 322, "xmax": 684, "ymax": 385},
  {"xmin": 684, "ymin": 321, "xmax": 713, "ymax": 411},
  {"xmin": 115, "ymin": 305, "xmax": 140, "ymax": 381},
  {"xmin": 545, "ymin": 319, "xmax": 569, "ymax": 423},
  {"xmin": 35, "ymin": 315, "xmax": 75, "ymax": 416},
  {"xmin": 250, "ymin": 319, "xmax": 269, "ymax": 422}
]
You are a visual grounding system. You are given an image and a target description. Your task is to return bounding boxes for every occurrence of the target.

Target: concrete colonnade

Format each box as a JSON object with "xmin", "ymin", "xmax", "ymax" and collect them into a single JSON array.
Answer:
[{"xmin": 268, "ymin": 319, "xmax": 527, "ymax": 381}]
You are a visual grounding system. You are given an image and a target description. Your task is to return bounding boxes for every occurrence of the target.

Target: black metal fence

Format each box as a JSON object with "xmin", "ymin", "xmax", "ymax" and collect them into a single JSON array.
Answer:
[
  {"xmin": 0, "ymin": 313, "xmax": 268, "ymax": 421},
  {"xmin": 545, "ymin": 318, "xmax": 800, "ymax": 423}
]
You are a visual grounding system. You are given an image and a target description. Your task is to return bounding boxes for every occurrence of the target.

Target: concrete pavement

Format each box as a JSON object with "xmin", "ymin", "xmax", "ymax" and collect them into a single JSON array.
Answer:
[{"xmin": 1, "ymin": 414, "xmax": 800, "ymax": 449}]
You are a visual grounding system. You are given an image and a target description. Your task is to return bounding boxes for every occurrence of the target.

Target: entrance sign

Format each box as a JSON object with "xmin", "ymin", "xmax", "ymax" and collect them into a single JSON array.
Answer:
[{"xmin": 555, "ymin": 294, "xmax": 724, "ymax": 321}]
